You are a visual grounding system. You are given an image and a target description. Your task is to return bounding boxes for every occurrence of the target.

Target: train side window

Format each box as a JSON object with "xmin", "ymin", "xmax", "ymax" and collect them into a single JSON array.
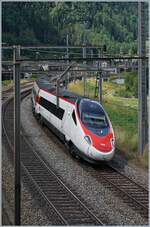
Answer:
[
  {"xmin": 72, "ymin": 110, "xmax": 77, "ymax": 125},
  {"xmin": 40, "ymin": 97, "xmax": 64, "ymax": 120}
]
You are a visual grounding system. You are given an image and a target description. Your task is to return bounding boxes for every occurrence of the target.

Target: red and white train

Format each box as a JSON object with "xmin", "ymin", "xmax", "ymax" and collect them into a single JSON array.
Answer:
[{"xmin": 31, "ymin": 77, "xmax": 115, "ymax": 163}]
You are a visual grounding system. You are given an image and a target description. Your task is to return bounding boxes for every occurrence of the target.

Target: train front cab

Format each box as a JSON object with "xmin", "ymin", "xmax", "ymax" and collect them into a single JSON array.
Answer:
[{"xmin": 74, "ymin": 98, "xmax": 115, "ymax": 162}]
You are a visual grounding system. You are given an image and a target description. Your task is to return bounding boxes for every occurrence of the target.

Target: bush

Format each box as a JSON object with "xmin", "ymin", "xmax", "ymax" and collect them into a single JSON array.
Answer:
[
  {"xmin": 124, "ymin": 71, "xmax": 138, "ymax": 97},
  {"xmin": 114, "ymin": 89, "xmax": 133, "ymax": 98},
  {"xmin": 31, "ymin": 74, "xmax": 38, "ymax": 79}
]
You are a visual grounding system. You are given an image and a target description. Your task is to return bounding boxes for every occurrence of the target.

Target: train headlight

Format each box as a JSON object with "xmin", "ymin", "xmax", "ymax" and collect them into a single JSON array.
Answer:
[{"xmin": 84, "ymin": 136, "xmax": 92, "ymax": 145}]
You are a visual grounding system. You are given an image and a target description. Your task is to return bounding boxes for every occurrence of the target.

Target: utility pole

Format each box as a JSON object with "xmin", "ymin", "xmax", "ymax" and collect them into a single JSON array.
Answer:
[
  {"xmin": 13, "ymin": 45, "xmax": 21, "ymax": 225},
  {"xmin": 99, "ymin": 71, "xmax": 102, "ymax": 104},
  {"xmin": 83, "ymin": 44, "xmax": 87, "ymax": 97},
  {"xmin": 149, "ymin": 2, "xmax": 150, "ymax": 155},
  {"xmin": 65, "ymin": 34, "xmax": 69, "ymax": 89},
  {"xmin": 138, "ymin": 2, "xmax": 147, "ymax": 155},
  {"xmin": 91, "ymin": 49, "xmax": 93, "ymax": 65},
  {"xmin": 98, "ymin": 49, "xmax": 102, "ymax": 104}
]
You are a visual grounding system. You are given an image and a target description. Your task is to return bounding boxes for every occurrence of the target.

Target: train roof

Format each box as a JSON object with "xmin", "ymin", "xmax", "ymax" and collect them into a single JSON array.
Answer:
[{"xmin": 36, "ymin": 76, "xmax": 82, "ymax": 103}]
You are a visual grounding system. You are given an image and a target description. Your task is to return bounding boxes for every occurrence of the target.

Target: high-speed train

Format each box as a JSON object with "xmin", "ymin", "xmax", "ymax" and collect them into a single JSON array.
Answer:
[{"xmin": 31, "ymin": 77, "xmax": 115, "ymax": 163}]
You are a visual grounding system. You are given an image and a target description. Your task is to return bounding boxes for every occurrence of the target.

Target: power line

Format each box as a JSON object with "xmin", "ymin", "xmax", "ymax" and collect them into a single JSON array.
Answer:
[
  {"xmin": 2, "ymin": 45, "xmax": 105, "ymax": 50},
  {"xmin": 13, "ymin": 56, "xmax": 148, "ymax": 62}
]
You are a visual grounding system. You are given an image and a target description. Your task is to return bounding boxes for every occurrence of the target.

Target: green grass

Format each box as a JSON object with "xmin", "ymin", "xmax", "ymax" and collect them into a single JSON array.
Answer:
[
  {"xmin": 103, "ymin": 102, "xmax": 137, "ymax": 134},
  {"xmin": 30, "ymin": 74, "xmax": 38, "ymax": 80},
  {"xmin": 69, "ymin": 79, "xmax": 138, "ymax": 137},
  {"xmin": 68, "ymin": 79, "xmax": 148, "ymax": 169},
  {"xmin": 2, "ymin": 80, "xmax": 12, "ymax": 87},
  {"xmin": 2, "ymin": 78, "xmax": 33, "ymax": 90}
]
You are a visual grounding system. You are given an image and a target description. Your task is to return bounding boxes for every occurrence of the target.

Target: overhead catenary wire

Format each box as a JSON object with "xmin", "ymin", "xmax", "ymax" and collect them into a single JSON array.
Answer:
[
  {"xmin": 21, "ymin": 49, "xmax": 103, "ymax": 57},
  {"xmin": 2, "ymin": 46, "xmax": 148, "ymax": 59},
  {"xmin": 3, "ymin": 56, "xmax": 147, "ymax": 63},
  {"xmin": 2, "ymin": 45, "xmax": 106, "ymax": 50}
]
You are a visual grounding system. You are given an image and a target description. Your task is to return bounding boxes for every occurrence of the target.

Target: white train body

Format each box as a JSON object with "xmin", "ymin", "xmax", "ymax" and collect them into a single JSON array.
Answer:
[{"xmin": 31, "ymin": 78, "xmax": 115, "ymax": 163}]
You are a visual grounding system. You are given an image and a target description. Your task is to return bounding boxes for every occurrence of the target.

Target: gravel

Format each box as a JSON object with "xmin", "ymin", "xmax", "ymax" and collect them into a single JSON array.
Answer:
[
  {"xmin": 109, "ymin": 153, "xmax": 148, "ymax": 189},
  {"xmin": 2, "ymin": 143, "xmax": 53, "ymax": 225},
  {"xmin": 19, "ymin": 95, "xmax": 148, "ymax": 225}
]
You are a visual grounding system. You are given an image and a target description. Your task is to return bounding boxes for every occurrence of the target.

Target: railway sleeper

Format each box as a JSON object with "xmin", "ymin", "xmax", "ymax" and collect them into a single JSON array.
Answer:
[
  {"xmin": 66, "ymin": 219, "xmax": 98, "ymax": 225},
  {"xmin": 53, "ymin": 210, "xmax": 90, "ymax": 218},
  {"xmin": 50, "ymin": 201, "xmax": 79, "ymax": 206}
]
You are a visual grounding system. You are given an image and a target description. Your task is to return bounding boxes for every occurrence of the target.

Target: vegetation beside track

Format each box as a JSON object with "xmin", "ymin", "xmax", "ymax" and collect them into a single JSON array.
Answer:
[
  {"xmin": 68, "ymin": 78, "xmax": 148, "ymax": 169},
  {"xmin": 2, "ymin": 76, "xmax": 38, "ymax": 91}
]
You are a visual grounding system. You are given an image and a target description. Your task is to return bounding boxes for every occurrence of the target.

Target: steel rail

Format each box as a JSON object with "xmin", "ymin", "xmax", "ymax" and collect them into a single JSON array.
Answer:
[
  {"xmin": 2, "ymin": 90, "xmax": 68, "ymax": 225},
  {"xmin": 2, "ymin": 91, "xmax": 104, "ymax": 225},
  {"xmin": 38, "ymin": 119, "xmax": 149, "ymax": 220},
  {"xmin": 92, "ymin": 164, "xmax": 148, "ymax": 218},
  {"xmin": 2, "ymin": 82, "xmax": 33, "ymax": 102},
  {"xmin": 2, "ymin": 85, "xmax": 148, "ymax": 222},
  {"xmin": 101, "ymin": 171, "xmax": 148, "ymax": 211},
  {"xmin": 21, "ymin": 163, "xmax": 69, "ymax": 225},
  {"xmin": 108, "ymin": 163, "xmax": 149, "ymax": 192},
  {"xmin": 21, "ymin": 133, "xmax": 104, "ymax": 225},
  {"xmin": 32, "ymin": 105, "xmax": 148, "ymax": 220}
]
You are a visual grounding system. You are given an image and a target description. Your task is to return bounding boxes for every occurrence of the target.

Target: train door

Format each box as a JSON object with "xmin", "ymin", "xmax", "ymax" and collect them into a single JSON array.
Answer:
[{"xmin": 61, "ymin": 105, "xmax": 72, "ymax": 141}]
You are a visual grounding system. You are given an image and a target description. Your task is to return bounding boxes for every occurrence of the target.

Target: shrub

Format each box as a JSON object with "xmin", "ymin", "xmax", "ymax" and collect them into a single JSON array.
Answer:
[{"xmin": 125, "ymin": 71, "xmax": 138, "ymax": 97}]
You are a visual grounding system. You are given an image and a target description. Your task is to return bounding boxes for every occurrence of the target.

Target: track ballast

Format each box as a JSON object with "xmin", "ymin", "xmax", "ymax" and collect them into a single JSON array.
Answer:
[{"xmin": 2, "ymin": 89, "xmax": 104, "ymax": 225}]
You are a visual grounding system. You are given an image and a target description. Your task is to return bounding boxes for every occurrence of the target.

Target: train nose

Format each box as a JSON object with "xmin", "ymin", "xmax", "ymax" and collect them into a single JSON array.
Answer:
[
  {"xmin": 88, "ymin": 144, "xmax": 115, "ymax": 161},
  {"xmin": 94, "ymin": 141, "xmax": 112, "ymax": 152}
]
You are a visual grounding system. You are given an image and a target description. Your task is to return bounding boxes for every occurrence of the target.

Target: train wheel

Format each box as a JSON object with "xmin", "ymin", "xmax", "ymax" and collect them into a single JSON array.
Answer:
[
  {"xmin": 64, "ymin": 138, "xmax": 80, "ymax": 160},
  {"xmin": 70, "ymin": 145, "xmax": 80, "ymax": 160}
]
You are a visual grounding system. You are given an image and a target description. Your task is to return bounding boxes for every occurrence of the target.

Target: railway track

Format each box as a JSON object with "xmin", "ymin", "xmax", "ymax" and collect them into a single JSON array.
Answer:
[
  {"xmin": 3, "ymin": 87, "xmax": 148, "ymax": 223},
  {"xmin": 32, "ymin": 101, "xmax": 149, "ymax": 220},
  {"xmin": 91, "ymin": 164, "xmax": 149, "ymax": 219},
  {"xmin": 42, "ymin": 129, "xmax": 149, "ymax": 220},
  {"xmin": 2, "ymin": 81, "xmax": 33, "ymax": 102},
  {"xmin": 2, "ymin": 89, "xmax": 104, "ymax": 225}
]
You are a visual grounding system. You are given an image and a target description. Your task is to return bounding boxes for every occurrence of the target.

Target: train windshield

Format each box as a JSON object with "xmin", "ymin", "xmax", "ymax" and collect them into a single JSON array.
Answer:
[
  {"xmin": 79, "ymin": 99, "xmax": 109, "ymax": 136},
  {"xmin": 82, "ymin": 113, "xmax": 107, "ymax": 128}
]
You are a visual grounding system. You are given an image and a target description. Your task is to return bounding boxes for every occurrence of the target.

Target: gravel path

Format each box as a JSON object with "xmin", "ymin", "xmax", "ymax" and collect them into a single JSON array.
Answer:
[{"xmin": 19, "ymin": 95, "xmax": 148, "ymax": 225}]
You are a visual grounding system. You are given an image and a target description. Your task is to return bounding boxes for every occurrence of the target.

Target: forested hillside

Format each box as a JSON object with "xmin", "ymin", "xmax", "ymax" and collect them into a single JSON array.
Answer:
[{"xmin": 2, "ymin": 2, "xmax": 148, "ymax": 54}]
